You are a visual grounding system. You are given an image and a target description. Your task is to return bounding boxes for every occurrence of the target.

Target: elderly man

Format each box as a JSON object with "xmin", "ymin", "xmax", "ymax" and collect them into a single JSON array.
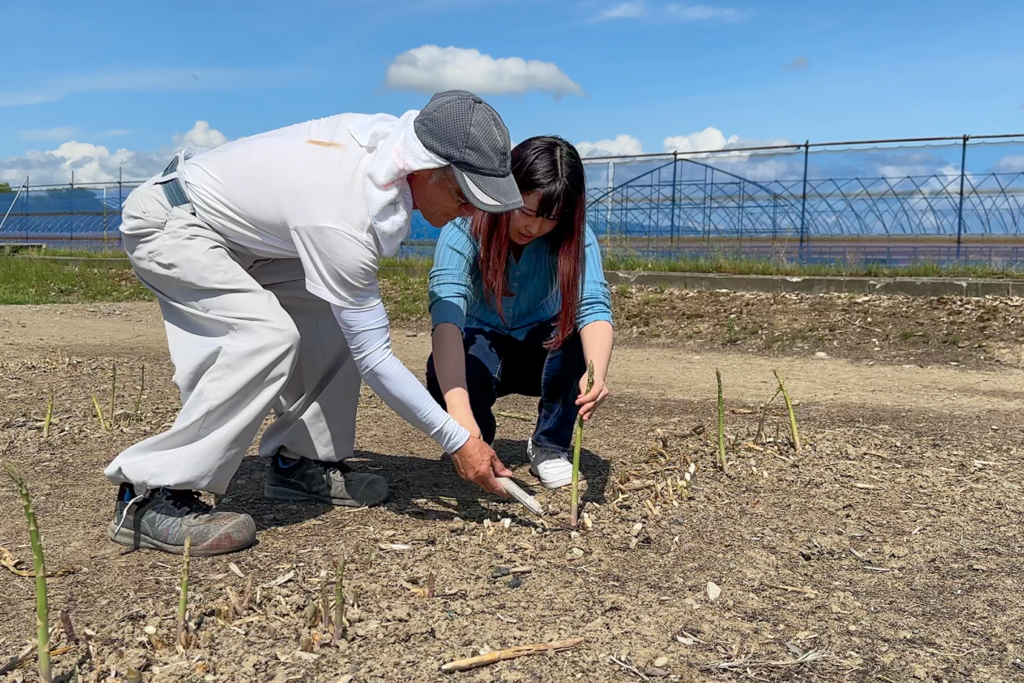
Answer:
[{"xmin": 105, "ymin": 91, "xmax": 522, "ymax": 556}]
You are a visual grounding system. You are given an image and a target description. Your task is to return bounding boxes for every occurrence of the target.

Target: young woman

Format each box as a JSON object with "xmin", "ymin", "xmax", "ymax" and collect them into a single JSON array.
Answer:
[{"xmin": 426, "ymin": 135, "xmax": 614, "ymax": 489}]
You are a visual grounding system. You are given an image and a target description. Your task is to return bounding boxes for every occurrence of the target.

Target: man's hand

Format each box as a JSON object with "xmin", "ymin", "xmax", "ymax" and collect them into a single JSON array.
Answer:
[
  {"xmin": 450, "ymin": 436, "xmax": 513, "ymax": 497},
  {"xmin": 576, "ymin": 374, "xmax": 610, "ymax": 422},
  {"xmin": 448, "ymin": 406, "xmax": 482, "ymax": 440}
]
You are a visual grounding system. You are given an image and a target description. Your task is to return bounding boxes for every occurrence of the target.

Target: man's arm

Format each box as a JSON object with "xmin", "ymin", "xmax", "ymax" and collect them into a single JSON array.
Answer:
[
  {"xmin": 332, "ymin": 303, "xmax": 511, "ymax": 495},
  {"xmin": 332, "ymin": 303, "xmax": 468, "ymax": 452},
  {"xmin": 290, "ymin": 223, "xmax": 511, "ymax": 495}
]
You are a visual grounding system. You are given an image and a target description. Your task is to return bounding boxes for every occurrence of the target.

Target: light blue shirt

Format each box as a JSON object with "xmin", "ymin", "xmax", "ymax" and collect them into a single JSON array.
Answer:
[{"xmin": 428, "ymin": 220, "xmax": 613, "ymax": 339}]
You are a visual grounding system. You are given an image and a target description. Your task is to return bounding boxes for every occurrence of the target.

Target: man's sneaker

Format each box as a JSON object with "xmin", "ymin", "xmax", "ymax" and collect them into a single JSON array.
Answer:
[
  {"xmin": 527, "ymin": 437, "xmax": 579, "ymax": 489},
  {"xmin": 109, "ymin": 484, "xmax": 256, "ymax": 556},
  {"xmin": 264, "ymin": 452, "xmax": 389, "ymax": 507}
]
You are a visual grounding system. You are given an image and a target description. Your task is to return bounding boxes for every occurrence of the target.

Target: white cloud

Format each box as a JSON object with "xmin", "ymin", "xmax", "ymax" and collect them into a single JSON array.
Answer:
[
  {"xmin": 20, "ymin": 127, "xmax": 79, "ymax": 141},
  {"xmin": 595, "ymin": 1, "xmax": 646, "ymax": 20},
  {"xmin": 576, "ymin": 129, "xmax": 789, "ymax": 160},
  {"xmin": 593, "ymin": 2, "xmax": 745, "ymax": 24},
  {"xmin": 666, "ymin": 3, "xmax": 745, "ymax": 22},
  {"xmin": 384, "ymin": 45, "xmax": 583, "ymax": 99},
  {"xmin": 993, "ymin": 155, "xmax": 1024, "ymax": 173},
  {"xmin": 173, "ymin": 121, "xmax": 229, "ymax": 149},
  {"xmin": 575, "ymin": 134, "xmax": 644, "ymax": 158},
  {"xmin": 0, "ymin": 67, "xmax": 306, "ymax": 107},
  {"xmin": 874, "ymin": 153, "xmax": 956, "ymax": 180},
  {"xmin": 663, "ymin": 127, "xmax": 740, "ymax": 154},
  {"xmin": 0, "ymin": 121, "xmax": 229, "ymax": 186},
  {"xmin": 662, "ymin": 127, "xmax": 793, "ymax": 159}
]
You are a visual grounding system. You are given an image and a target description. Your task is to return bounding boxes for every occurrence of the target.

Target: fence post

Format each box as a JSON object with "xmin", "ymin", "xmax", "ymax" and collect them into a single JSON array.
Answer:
[
  {"xmin": 119, "ymin": 167, "xmax": 125, "ymax": 252},
  {"xmin": 604, "ymin": 161, "xmax": 615, "ymax": 254},
  {"xmin": 70, "ymin": 171, "xmax": 75, "ymax": 242},
  {"xmin": 798, "ymin": 140, "xmax": 810, "ymax": 261},
  {"xmin": 701, "ymin": 167, "xmax": 711, "ymax": 257},
  {"xmin": 955, "ymin": 134, "xmax": 969, "ymax": 260},
  {"xmin": 669, "ymin": 151, "xmax": 678, "ymax": 249},
  {"xmin": 772, "ymin": 194, "xmax": 778, "ymax": 245},
  {"xmin": 738, "ymin": 179, "xmax": 745, "ymax": 258}
]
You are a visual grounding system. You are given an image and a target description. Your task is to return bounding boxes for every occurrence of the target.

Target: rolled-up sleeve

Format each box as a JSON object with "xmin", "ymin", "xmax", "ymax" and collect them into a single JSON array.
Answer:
[
  {"xmin": 428, "ymin": 222, "xmax": 478, "ymax": 332},
  {"xmin": 577, "ymin": 226, "xmax": 613, "ymax": 330}
]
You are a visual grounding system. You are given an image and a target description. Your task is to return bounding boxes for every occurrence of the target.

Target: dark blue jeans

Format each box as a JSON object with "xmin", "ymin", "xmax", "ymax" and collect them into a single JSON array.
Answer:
[{"xmin": 426, "ymin": 321, "xmax": 587, "ymax": 454}]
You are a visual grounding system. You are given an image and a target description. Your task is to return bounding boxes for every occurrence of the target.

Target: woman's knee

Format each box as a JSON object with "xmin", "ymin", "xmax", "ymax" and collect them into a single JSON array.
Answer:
[
  {"xmin": 464, "ymin": 355, "xmax": 497, "ymax": 401},
  {"xmin": 424, "ymin": 355, "xmax": 445, "ymax": 407}
]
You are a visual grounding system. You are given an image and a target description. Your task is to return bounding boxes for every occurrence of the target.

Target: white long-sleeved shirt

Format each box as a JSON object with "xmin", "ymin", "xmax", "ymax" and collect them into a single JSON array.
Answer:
[{"xmin": 178, "ymin": 114, "xmax": 469, "ymax": 453}]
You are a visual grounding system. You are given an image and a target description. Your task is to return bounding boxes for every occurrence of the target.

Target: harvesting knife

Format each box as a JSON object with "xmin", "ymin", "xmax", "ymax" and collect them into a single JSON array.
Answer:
[{"xmin": 496, "ymin": 477, "xmax": 545, "ymax": 517}]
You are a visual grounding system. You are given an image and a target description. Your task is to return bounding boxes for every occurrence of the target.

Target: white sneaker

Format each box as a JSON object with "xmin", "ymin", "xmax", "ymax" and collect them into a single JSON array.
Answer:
[{"xmin": 527, "ymin": 438, "xmax": 579, "ymax": 489}]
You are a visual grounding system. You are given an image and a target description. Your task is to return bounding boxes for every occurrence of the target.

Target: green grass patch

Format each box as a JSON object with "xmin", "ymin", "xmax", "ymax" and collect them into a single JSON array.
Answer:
[
  {"xmin": 378, "ymin": 272, "xmax": 428, "ymax": 324},
  {"xmin": 24, "ymin": 247, "xmax": 129, "ymax": 259},
  {"xmin": 13, "ymin": 248, "xmax": 1024, "ymax": 279},
  {"xmin": 0, "ymin": 256, "xmax": 152, "ymax": 305},
  {"xmin": 4, "ymin": 246, "xmax": 1024, "ymax": 307},
  {"xmin": 379, "ymin": 255, "xmax": 432, "ymax": 270}
]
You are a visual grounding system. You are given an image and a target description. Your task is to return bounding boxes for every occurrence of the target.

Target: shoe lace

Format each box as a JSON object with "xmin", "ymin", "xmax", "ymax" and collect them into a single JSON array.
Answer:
[
  {"xmin": 110, "ymin": 491, "xmax": 147, "ymax": 538},
  {"xmin": 323, "ymin": 460, "xmax": 353, "ymax": 482},
  {"xmin": 165, "ymin": 489, "xmax": 213, "ymax": 515}
]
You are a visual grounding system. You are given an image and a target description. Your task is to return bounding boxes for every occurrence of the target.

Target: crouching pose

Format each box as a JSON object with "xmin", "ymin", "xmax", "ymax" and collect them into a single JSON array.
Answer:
[
  {"xmin": 105, "ymin": 91, "xmax": 522, "ymax": 556},
  {"xmin": 427, "ymin": 136, "xmax": 614, "ymax": 488}
]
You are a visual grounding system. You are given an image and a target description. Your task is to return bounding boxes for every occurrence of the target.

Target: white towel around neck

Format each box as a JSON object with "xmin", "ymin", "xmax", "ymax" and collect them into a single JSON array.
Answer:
[{"xmin": 347, "ymin": 110, "xmax": 447, "ymax": 257}]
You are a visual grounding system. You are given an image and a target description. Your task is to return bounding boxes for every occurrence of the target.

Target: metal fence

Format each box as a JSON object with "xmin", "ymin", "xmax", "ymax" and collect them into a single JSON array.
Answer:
[
  {"xmin": 2, "ymin": 133, "xmax": 1024, "ymax": 266},
  {"xmin": 0, "ymin": 176, "xmax": 140, "ymax": 251},
  {"xmin": 582, "ymin": 133, "xmax": 1024, "ymax": 266}
]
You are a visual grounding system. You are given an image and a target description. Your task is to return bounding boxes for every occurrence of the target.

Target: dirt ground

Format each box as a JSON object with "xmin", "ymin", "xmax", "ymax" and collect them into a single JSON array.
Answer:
[
  {"xmin": 608, "ymin": 287, "xmax": 1024, "ymax": 372},
  {"xmin": 1, "ymin": 293, "xmax": 1024, "ymax": 683}
]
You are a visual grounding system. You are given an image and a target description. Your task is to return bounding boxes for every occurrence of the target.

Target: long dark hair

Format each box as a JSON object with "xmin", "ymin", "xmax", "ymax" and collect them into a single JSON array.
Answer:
[{"xmin": 471, "ymin": 136, "xmax": 587, "ymax": 349}]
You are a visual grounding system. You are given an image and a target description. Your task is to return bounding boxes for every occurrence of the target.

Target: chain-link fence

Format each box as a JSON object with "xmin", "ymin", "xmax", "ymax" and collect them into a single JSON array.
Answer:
[{"xmin": 2, "ymin": 133, "xmax": 1023, "ymax": 265}]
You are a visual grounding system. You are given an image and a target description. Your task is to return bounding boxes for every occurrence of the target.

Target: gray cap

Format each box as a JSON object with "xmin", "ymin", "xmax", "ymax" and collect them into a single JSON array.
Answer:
[{"xmin": 414, "ymin": 90, "xmax": 524, "ymax": 213}]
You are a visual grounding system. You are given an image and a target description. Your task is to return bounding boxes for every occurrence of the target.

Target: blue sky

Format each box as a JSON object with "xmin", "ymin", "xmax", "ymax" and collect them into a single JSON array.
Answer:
[{"xmin": 2, "ymin": 0, "xmax": 1023, "ymax": 184}]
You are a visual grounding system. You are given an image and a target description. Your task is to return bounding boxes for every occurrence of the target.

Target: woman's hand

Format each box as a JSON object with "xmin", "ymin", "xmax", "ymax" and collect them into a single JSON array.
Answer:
[
  {"xmin": 577, "ymin": 320, "xmax": 613, "ymax": 422},
  {"xmin": 575, "ymin": 374, "xmax": 610, "ymax": 421}
]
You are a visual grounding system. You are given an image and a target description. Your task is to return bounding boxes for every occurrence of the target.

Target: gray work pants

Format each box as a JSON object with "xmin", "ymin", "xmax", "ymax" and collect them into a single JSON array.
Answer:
[{"xmin": 103, "ymin": 181, "xmax": 360, "ymax": 495}]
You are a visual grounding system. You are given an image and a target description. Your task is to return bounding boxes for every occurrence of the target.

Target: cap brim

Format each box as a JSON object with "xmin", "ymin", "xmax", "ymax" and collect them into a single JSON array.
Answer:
[{"xmin": 452, "ymin": 167, "xmax": 524, "ymax": 214}]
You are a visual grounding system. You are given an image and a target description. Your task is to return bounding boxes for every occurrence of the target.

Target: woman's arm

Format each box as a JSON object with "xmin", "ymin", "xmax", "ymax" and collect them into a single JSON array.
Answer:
[
  {"xmin": 577, "ymin": 320, "xmax": 613, "ymax": 420},
  {"xmin": 428, "ymin": 223, "xmax": 482, "ymax": 436},
  {"xmin": 432, "ymin": 323, "xmax": 480, "ymax": 437},
  {"xmin": 575, "ymin": 226, "xmax": 614, "ymax": 420}
]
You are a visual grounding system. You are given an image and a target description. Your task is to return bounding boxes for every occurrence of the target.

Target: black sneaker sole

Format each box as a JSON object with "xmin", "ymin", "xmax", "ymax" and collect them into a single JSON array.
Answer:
[{"xmin": 264, "ymin": 482, "xmax": 374, "ymax": 507}]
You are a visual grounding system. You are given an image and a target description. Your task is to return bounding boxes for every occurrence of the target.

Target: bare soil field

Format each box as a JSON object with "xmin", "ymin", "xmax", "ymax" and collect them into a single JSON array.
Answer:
[{"xmin": 2, "ymin": 292, "xmax": 1024, "ymax": 683}]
